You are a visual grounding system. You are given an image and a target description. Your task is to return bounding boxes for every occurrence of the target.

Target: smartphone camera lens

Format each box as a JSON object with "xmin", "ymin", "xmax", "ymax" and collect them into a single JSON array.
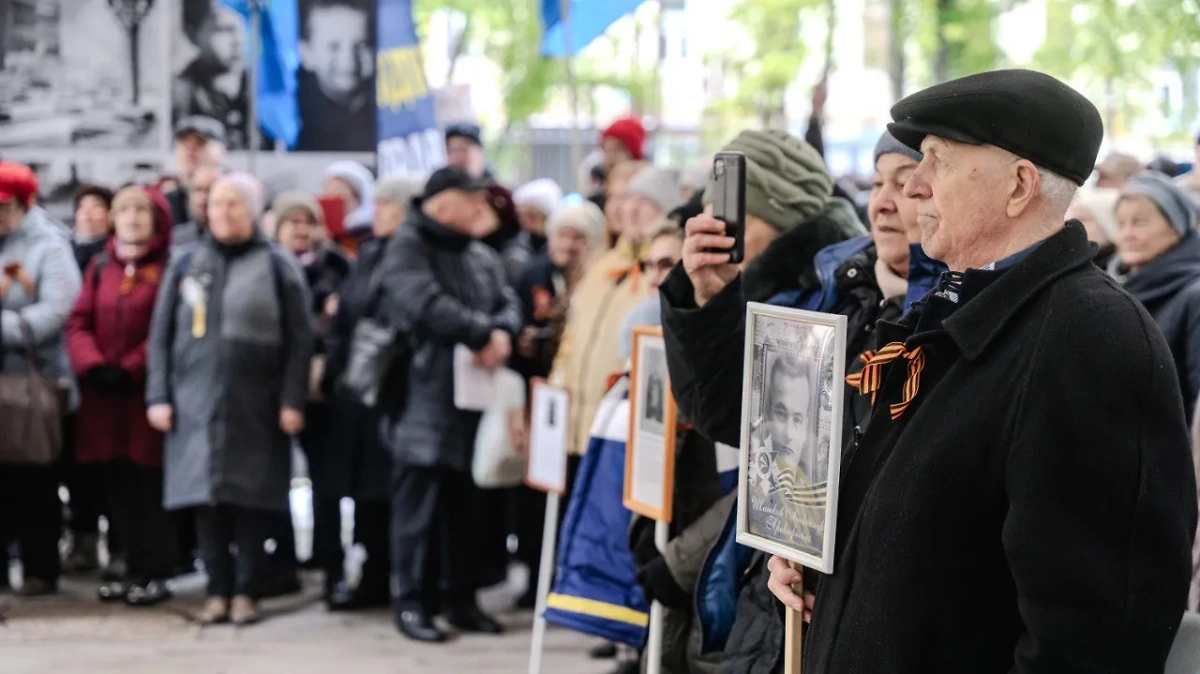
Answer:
[{"xmin": 714, "ymin": 159, "xmax": 725, "ymax": 177}]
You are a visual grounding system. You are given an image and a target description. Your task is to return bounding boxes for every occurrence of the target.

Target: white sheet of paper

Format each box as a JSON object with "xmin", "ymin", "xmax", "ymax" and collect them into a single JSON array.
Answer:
[
  {"xmin": 454, "ymin": 344, "xmax": 494, "ymax": 412},
  {"xmin": 629, "ymin": 430, "xmax": 667, "ymax": 512},
  {"xmin": 527, "ymin": 383, "xmax": 570, "ymax": 493}
]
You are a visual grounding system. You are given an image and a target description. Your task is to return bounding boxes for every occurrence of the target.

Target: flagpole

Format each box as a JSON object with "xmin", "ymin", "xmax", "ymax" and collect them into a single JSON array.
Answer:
[
  {"xmin": 248, "ymin": 0, "xmax": 261, "ymax": 177},
  {"xmin": 559, "ymin": 0, "xmax": 583, "ymax": 192}
]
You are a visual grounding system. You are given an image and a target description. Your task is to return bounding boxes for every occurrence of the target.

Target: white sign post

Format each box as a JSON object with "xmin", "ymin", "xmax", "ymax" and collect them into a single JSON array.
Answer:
[
  {"xmin": 526, "ymin": 380, "xmax": 571, "ymax": 674},
  {"xmin": 625, "ymin": 327, "xmax": 678, "ymax": 674}
]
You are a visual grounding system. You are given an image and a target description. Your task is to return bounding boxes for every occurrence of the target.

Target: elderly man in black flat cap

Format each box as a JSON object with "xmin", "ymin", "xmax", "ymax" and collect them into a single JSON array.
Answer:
[{"xmin": 747, "ymin": 69, "xmax": 1195, "ymax": 672}]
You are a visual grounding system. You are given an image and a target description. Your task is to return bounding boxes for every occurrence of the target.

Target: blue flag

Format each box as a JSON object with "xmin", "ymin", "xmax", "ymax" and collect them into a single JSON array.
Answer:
[
  {"xmin": 221, "ymin": 0, "xmax": 301, "ymax": 148},
  {"xmin": 541, "ymin": 0, "xmax": 646, "ymax": 57},
  {"xmin": 375, "ymin": 0, "xmax": 443, "ymax": 177}
]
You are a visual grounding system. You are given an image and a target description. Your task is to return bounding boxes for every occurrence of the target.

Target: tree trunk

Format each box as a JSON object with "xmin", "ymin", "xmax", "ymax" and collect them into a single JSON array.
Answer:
[
  {"xmin": 887, "ymin": 0, "xmax": 905, "ymax": 101},
  {"xmin": 129, "ymin": 22, "xmax": 140, "ymax": 105},
  {"xmin": 934, "ymin": 0, "xmax": 951, "ymax": 84}
]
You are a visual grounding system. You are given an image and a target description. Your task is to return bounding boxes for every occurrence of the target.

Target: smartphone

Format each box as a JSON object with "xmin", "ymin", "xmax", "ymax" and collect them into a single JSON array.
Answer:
[
  {"xmin": 317, "ymin": 195, "xmax": 347, "ymax": 237},
  {"xmin": 710, "ymin": 151, "xmax": 747, "ymax": 264}
]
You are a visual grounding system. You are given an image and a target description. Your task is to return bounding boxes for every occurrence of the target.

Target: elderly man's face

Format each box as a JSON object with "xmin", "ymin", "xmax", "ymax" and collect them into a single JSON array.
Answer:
[
  {"xmin": 904, "ymin": 137, "xmax": 1015, "ymax": 269},
  {"xmin": 0, "ymin": 199, "xmax": 26, "ymax": 236}
]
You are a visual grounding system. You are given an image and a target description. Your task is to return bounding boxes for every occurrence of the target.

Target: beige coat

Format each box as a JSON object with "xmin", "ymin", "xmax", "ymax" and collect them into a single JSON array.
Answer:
[{"xmin": 550, "ymin": 236, "xmax": 649, "ymax": 455}]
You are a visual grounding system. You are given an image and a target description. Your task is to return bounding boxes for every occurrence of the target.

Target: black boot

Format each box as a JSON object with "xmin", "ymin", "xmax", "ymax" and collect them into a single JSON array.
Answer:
[
  {"xmin": 125, "ymin": 579, "xmax": 173, "ymax": 607},
  {"xmin": 445, "ymin": 603, "xmax": 504, "ymax": 635},
  {"xmin": 395, "ymin": 606, "xmax": 446, "ymax": 643}
]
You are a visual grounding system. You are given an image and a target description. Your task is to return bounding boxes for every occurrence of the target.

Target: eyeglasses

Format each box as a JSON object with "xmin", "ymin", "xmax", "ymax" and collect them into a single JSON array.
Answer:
[{"xmin": 638, "ymin": 257, "xmax": 677, "ymax": 274}]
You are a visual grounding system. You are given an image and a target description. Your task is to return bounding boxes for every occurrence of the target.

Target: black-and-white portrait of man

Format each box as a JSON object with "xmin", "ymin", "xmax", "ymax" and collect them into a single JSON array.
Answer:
[
  {"xmin": 294, "ymin": 0, "xmax": 374, "ymax": 151},
  {"xmin": 0, "ymin": 0, "xmax": 166, "ymax": 148}
]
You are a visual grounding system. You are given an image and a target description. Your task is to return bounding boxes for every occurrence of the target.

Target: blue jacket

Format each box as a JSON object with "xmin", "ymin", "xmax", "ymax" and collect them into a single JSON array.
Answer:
[
  {"xmin": 544, "ymin": 376, "xmax": 651, "ymax": 647},
  {"xmin": 694, "ymin": 238, "xmax": 947, "ymax": 654}
]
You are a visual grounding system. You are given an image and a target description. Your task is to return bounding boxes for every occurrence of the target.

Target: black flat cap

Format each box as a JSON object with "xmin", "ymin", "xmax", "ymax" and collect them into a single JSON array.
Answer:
[
  {"xmin": 423, "ymin": 166, "xmax": 489, "ymax": 200},
  {"xmin": 888, "ymin": 69, "xmax": 1103, "ymax": 185},
  {"xmin": 174, "ymin": 115, "xmax": 226, "ymax": 145},
  {"xmin": 445, "ymin": 122, "xmax": 483, "ymax": 147}
]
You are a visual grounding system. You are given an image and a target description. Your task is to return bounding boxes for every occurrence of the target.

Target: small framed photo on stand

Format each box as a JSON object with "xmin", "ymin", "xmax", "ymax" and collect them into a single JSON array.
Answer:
[
  {"xmin": 736, "ymin": 303, "xmax": 847, "ymax": 574},
  {"xmin": 624, "ymin": 325, "xmax": 677, "ymax": 522},
  {"xmin": 526, "ymin": 379, "xmax": 571, "ymax": 495}
]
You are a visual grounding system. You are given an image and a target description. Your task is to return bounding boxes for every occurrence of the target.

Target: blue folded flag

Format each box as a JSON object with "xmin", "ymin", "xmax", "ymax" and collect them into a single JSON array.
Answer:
[{"xmin": 221, "ymin": 0, "xmax": 301, "ymax": 148}]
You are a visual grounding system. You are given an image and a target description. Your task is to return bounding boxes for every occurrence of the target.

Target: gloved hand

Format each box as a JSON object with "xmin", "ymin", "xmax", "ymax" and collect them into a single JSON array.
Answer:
[
  {"xmin": 635, "ymin": 555, "xmax": 691, "ymax": 611},
  {"xmin": 630, "ymin": 519, "xmax": 658, "ymax": 567},
  {"xmin": 87, "ymin": 365, "xmax": 134, "ymax": 395}
]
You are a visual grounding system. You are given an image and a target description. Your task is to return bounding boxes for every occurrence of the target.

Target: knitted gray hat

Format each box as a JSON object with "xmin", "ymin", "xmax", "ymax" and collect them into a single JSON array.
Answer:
[
  {"xmin": 626, "ymin": 166, "xmax": 683, "ymax": 215},
  {"xmin": 271, "ymin": 191, "xmax": 324, "ymax": 228},
  {"xmin": 704, "ymin": 130, "xmax": 833, "ymax": 232},
  {"xmin": 374, "ymin": 175, "xmax": 424, "ymax": 208},
  {"xmin": 874, "ymin": 130, "xmax": 922, "ymax": 164},
  {"xmin": 1120, "ymin": 171, "xmax": 1199, "ymax": 236}
]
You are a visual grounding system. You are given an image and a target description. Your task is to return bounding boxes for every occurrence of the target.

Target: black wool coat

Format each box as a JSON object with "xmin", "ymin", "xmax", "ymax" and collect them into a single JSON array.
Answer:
[
  {"xmin": 376, "ymin": 211, "xmax": 522, "ymax": 470},
  {"xmin": 668, "ymin": 223, "xmax": 1195, "ymax": 673}
]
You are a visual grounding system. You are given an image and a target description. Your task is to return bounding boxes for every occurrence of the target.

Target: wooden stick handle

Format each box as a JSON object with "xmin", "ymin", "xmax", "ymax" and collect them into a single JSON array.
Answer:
[{"xmin": 783, "ymin": 561, "xmax": 804, "ymax": 673}]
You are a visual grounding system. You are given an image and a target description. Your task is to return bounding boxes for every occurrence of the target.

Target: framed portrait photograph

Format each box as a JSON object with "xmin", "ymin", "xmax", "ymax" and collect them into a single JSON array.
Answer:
[
  {"xmin": 736, "ymin": 303, "xmax": 847, "ymax": 573},
  {"xmin": 624, "ymin": 326, "xmax": 677, "ymax": 522},
  {"xmin": 526, "ymin": 379, "xmax": 571, "ymax": 495}
]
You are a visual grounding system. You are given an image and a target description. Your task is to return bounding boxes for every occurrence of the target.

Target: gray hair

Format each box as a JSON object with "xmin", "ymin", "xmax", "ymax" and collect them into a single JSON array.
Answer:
[{"xmin": 1039, "ymin": 167, "xmax": 1078, "ymax": 215}]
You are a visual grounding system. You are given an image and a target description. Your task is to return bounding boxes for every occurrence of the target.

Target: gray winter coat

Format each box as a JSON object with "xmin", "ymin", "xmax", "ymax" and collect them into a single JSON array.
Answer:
[
  {"xmin": 147, "ymin": 234, "xmax": 312, "ymax": 512},
  {"xmin": 377, "ymin": 211, "xmax": 522, "ymax": 470},
  {"xmin": 0, "ymin": 206, "xmax": 81, "ymax": 378}
]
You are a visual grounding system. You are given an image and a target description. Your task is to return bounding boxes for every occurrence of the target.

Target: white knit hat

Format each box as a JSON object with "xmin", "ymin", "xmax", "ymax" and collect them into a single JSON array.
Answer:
[{"xmin": 513, "ymin": 178, "xmax": 563, "ymax": 218}]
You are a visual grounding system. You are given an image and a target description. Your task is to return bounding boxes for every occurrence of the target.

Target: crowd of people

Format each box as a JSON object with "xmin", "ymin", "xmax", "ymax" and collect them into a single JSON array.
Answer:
[{"xmin": 1, "ymin": 66, "xmax": 1200, "ymax": 673}]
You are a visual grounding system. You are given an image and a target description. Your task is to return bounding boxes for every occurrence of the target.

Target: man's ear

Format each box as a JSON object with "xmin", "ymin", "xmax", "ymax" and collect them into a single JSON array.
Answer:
[{"xmin": 1006, "ymin": 161, "xmax": 1040, "ymax": 218}]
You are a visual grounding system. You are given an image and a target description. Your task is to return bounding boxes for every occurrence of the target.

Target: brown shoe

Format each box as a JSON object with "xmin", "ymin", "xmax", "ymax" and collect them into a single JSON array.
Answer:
[
  {"xmin": 199, "ymin": 597, "xmax": 230, "ymax": 624},
  {"xmin": 230, "ymin": 595, "xmax": 260, "ymax": 625}
]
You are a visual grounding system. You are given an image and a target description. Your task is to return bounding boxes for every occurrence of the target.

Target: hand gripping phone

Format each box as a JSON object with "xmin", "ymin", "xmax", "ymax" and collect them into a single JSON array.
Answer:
[{"xmin": 710, "ymin": 152, "xmax": 747, "ymax": 264}]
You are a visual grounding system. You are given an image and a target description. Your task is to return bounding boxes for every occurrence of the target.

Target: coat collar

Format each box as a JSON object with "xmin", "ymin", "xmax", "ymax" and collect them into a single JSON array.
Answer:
[{"xmin": 943, "ymin": 221, "xmax": 1095, "ymax": 360}]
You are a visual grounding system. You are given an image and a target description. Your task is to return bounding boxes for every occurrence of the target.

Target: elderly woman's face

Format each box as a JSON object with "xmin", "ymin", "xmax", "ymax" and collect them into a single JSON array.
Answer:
[
  {"xmin": 75, "ymin": 194, "xmax": 112, "ymax": 238},
  {"xmin": 324, "ymin": 176, "xmax": 361, "ymax": 210},
  {"xmin": 1115, "ymin": 195, "xmax": 1180, "ymax": 269},
  {"xmin": 111, "ymin": 189, "xmax": 155, "ymax": 244},
  {"xmin": 623, "ymin": 195, "xmax": 663, "ymax": 242},
  {"xmin": 207, "ymin": 184, "xmax": 255, "ymax": 242},
  {"xmin": 870, "ymin": 153, "xmax": 920, "ymax": 274},
  {"xmin": 548, "ymin": 223, "xmax": 590, "ymax": 270},
  {"xmin": 517, "ymin": 205, "xmax": 548, "ymax": 236},
  {"xmin": 277, "ymin": 208, "xmax": 317, "ymax": 255},
  {"xmin": 373, "ymin": 196, "xmax": 406, "ymax": 238}
]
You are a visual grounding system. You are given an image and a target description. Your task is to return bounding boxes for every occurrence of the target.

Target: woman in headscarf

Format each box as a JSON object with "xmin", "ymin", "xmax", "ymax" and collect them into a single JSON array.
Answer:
[
  {"xmin": 66, "ymin": 184, "xmax": 175, "ymax": 606},
  {"xmin": 1112, "ymin": 171, "xmax": 1200, "ymax": 420},
  {"xmin": 323, "ymin": 161, "xmax": 375, "ymax": 256},
  {"xmin": 147, "ymin": 172, "xmax": 313, "ymax": 625}
]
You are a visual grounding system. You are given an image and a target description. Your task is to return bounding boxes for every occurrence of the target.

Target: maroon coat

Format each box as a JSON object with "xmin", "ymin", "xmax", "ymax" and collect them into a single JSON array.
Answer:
[{"xmin": 65, "ymin": 187, "xmax": 172, "ymax": 466}]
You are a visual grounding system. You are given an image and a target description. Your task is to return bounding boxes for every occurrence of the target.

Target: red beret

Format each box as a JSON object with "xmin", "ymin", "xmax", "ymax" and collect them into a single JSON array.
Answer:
[
  {"xmin": 0, "ymin": 161, "xmax": 38, "ymax": 207},
  {"xmin": 601, "ymin": 117, "xmax": 646, "ymax": 160}
]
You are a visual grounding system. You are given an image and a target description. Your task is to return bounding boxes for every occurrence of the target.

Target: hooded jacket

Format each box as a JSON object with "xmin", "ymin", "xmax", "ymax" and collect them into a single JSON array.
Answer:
[
  {"xmin": 66, "ymin": 187, "xmax": 173, "ymax": 466},
  {"xmin": 0, "ymin": 205, "xmax": 82, "ymax": 378},
  {"xmin": 1116, "ymin": 228, "xmax": 1200, "ymax": 422},
  {"xmin": 550, "ymin": 235, "xmax": 651, "ymax": 455}
]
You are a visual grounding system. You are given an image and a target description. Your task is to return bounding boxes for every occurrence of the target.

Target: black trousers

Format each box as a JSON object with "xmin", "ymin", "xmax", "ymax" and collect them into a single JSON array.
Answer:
[
  {"xmin": 0, "ymin": 464, "xmax": 62, "ymax": 583},
  {"xmin": 391, "ymin": 465, "xmax": 475, "ymax": 612},
  {"xmin": 61, "ymin": 413, "xmax": 107, "ymax": 538},
  {"xmin": 355, "ymin": 498, "xmax": 390, "ymax": 595},
  {"xmin": 513, "ymin": 485, "xmax": 547, "ymax": 575},
  {"xmin": 300, "ymin": 403, "xmax": 343, "ymax": 580},
  {"xmin": 195, "ymin": 505, "xmax": 270, "ymax": 599},
  {"xmin": 104, "ymin": 462, "xmax": 174, "ymax": 582}
]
